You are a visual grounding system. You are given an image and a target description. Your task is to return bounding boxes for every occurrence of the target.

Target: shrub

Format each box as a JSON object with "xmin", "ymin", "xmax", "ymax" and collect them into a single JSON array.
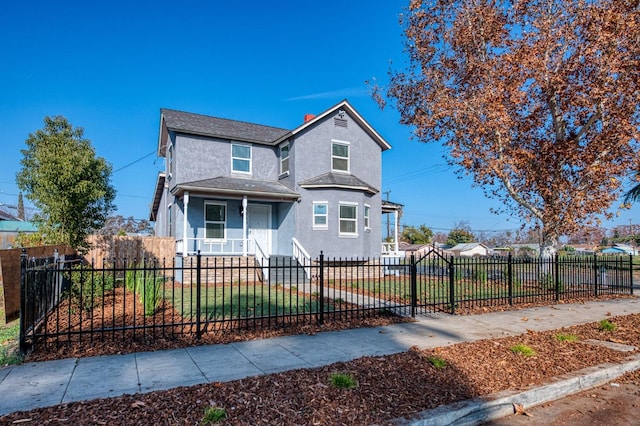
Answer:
[
  {"xmin": 202, "ymin": 406, "xmax": 226, "ymax": 424},
  {"xmin": 427, "ymin": 356, "xmax": 447, "ymax": 368},
  {"xmin": 554, "ymin": 333, "xmax": 578, "ymax": 342},
  {"xmin": 329, "ymin": 373, "xmax": 358, "ymax": 389},
  {"xmin": 599, "ymin": 319, "xmax": 617, "ymax": 332},
  {"xmin": 65, "ymin": 264, "xmax": 115, "ymax": 311},
  {"xmin": 125, "ymin": 264, "xmax": 163, "ymax": 316},
  {"xmin": 510, "ymin": 344, "xmax": 536, "ymax": 356}
]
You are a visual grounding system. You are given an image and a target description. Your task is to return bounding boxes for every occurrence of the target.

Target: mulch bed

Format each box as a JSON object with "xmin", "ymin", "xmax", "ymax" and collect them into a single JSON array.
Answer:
[{"xmin": 2, "ymin": 312, "xmax": 639, "ymax": 425}]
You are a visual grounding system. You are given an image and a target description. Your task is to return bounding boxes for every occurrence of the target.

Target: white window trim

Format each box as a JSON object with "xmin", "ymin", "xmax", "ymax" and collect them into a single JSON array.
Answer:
[
  {"xmin": 312, "ymin": 201, "xmax": 328, "ymax": 230},
  {"xmin": 204, "ymin": 201, "xmax": 227, "ymax": 241},
  {"xmin": 279, "ymin": 141, "xmax": 290, "ymax": 176},
  {"xmin": 339, "ymin": 202, "xmax": 358, "ymax": 238},
  {"xmin": 231, "ymin": 143, "xmax": 252, "ymax": 174},
  {"xmin": 331, "ymin": 139, "xmax": 350, "ymax": 173},
  {"xmin": 364, "ymin": 204, "xmax": 371, "ymax": 231}
]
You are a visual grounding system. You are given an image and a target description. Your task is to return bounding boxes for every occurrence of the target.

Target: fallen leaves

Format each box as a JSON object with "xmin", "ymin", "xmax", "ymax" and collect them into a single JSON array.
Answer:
[{"xmin": 513, "ymin": 402, "xmax": 533, "ymax": 416}]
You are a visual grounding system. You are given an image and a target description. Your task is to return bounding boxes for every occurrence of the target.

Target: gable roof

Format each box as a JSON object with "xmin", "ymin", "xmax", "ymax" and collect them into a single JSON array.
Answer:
[
  {"xmin": 298, "ymin": 172, "xmax": 379, "ymax": 194},
  {"xmin": 274, "ymin": 99, "xmax": 392, "ymax": 151},
  {"xmin": 157, "ymin": 100, "xmax": 391, "ymax": 156},
  {"xmin": 158, "ymin": 109, "xmax": 290, "ymax": 156},
  {"xmin": 449, "ymin": 243, "xmax": 489, "ymax": 252},
  {"xmin": 0, "ymin": 210, "xmax": 19, "ymax": 221}
]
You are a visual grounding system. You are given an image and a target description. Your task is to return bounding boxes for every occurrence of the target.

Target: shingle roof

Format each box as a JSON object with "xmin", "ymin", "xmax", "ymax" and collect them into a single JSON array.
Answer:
[
  {"xmin": 298, "ymin": 172, "xmax": 379, "ymax": 194},
  {"xmin": 161, "ymin": 109, "xmax": 290, "ymax": 145},
  {"xmin": 173, "ymin": 176, "xmax": 300, "ymax": 200},
  {"xmin": 0, "ymin": 210, "xmax": 18, "ymax": 221}
]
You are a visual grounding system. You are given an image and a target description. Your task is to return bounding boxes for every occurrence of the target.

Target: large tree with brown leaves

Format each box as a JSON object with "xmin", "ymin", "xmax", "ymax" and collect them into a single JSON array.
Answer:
[{"xmin": 377, "ymin": 0, "xmax": 640, "ymax": 255}]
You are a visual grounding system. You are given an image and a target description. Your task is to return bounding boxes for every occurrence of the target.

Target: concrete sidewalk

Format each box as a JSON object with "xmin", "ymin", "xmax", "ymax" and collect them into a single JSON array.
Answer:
[{"xmin": 1, "ymin": 298, "xmax": 639, "ymax": 417}]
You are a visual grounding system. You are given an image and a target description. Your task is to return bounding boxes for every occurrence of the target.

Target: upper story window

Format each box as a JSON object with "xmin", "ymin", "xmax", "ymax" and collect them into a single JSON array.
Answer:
[
  {"xmin": 331, "ymin": 140, "xmax": 350, "ymax": 172},
  {"xmin": 364, "ymin": 204, "xmax": 371, "ymax": 230},
  {"xmin": 205, "ymin": 202, "xmax": 226, "ymax": 240},
  {"xmin": 280, "ymin": 142, "xmax": 290, "ymax": 175},
  {"xmin": 339, "ymin": 203, "xmax": 358, "ymax": 237},
  {"xmin": 231, "ymin": 143, "xmax": 251, "ymax": 174},
  {"xmin": 313, "ymin": 202, "xmax": 328, "ymax": 230},
  {"xmin": 167, "ymin": 145, "xmax": 174, "ymax": 181}
]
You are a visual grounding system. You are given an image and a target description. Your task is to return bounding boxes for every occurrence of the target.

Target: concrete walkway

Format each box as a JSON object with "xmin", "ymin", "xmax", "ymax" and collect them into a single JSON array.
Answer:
[{"xmin": 1, "ymin": 298, "xmax": 639, "ymax": 418}]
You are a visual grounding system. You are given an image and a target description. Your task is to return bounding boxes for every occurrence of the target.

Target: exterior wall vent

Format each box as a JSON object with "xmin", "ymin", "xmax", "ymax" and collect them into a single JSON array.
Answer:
[{"xmin": 334, "ymin": 117, "xmax": 348, "ymax": 128}]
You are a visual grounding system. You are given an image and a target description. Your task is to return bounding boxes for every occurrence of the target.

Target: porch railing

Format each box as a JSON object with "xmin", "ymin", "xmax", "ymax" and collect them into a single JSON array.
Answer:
[
  {"xmin": 176, "ymin": 238, "xmax": 248, "ymax": 256},
  {"xmin": 254, "ymin": 240, "xmax": 269, "ymax": 280},
  {"xmin": 292, "ymin": 238, "xmax": 312, "ymax": 279},
  {"xmin": 382, "ymin": 242, "xmax": 404, "ymax": 257}
]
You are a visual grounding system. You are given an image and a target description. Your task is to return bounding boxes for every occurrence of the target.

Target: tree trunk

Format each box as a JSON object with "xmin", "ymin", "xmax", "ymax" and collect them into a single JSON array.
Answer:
[{"xmin": 540, "ymin": 230, "xmax": 557, "ymax": 259}]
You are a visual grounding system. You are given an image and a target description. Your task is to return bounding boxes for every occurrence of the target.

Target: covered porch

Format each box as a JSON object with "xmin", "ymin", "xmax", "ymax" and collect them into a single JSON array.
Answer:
[
  {"xmin": 381, "ymin": 200, "xmax": 404, "ymax": 257},
  {"xmin": 172, "ymin": 177, "xmax": 300, "ymax": 257}
]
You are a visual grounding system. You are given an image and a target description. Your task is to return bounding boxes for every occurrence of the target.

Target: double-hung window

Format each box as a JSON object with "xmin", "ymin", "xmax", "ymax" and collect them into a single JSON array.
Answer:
[
  {"xmin": 364, "ymin": 204, "xmax": 371, "ymax": 230},
  {"xmin": 231, "ymin": 143, "xmax": 251, "ymax": 174},
  {"xmin": 331, "ymin": 140, "xmax": 349, "ymax": 172},
  {"xmin": 339, "ymin": 203, "xmax": 358, "ymax": 236},
  {"xmin": 280, "ymin": 142, "xmax": 290, "ymax": 175},
  {"xmin": 205, "ymin": 202, "xmax": 226, "ymax": 240},
  {"xmin": 313, "ymin": 202, "xmax": 328, "ymax": 230},
  {"xmin": 167, "ymin": 145, "xmax": 174, "ymax": 181}
]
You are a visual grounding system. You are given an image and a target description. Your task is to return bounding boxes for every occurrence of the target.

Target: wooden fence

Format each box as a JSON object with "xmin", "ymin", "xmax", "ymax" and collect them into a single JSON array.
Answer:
[
  {"xmin": 85, "ymin": 235, "xmax": 175, "ymax": 267},
  {"xmin": 0, "ymin": 245, "xmax": 75, "ymax": 322}
]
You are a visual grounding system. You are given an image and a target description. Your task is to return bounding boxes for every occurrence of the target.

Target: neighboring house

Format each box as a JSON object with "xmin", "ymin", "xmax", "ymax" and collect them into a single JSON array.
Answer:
[
  {"xmin": 501, "ymin": 243, "xmax": 540, "ymax": 257},
  {"xmin": 0, "ymin": 221, "xmax": 37, "ymax": 249},
  {"xmin": 601, "ymin": 244, "xmax": 638, "ymax": 256},
  {"xmin": 150, "ymin": 100, "xmax": 401, "ymax": 260},
  {"xmin": 448, "ymin": 242, "xmax": 489, "ymax": 257}
]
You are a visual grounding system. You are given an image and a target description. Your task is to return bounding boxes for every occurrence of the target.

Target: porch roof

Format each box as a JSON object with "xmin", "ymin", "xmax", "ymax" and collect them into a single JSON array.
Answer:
[
  {"xmin": 298, "ymin": 172, "xmax": 379, "ymax": 195},
  {"xmin": 171, "ymin": 176, "xmax": 300, "ymax": 201}
]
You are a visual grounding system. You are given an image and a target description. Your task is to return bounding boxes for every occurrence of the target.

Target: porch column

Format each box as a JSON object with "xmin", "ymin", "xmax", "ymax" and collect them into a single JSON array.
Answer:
[
  {"xmin": 394, "ymin": 209, "xmax": 399, "ymax": 254},
  {"xmin": 183, "ymin": 191, "xmax": 189, "ymax": 254},
  {"xmin": 242, "ymin": 195, "xmax": 248, "ymax": 257}
]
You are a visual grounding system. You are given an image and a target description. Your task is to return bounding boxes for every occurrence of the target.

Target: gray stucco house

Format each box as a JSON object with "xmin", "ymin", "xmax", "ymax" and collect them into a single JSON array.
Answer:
[{"xmin": 150, "ymin": 100, "xmax": 401, "ymax": 262}]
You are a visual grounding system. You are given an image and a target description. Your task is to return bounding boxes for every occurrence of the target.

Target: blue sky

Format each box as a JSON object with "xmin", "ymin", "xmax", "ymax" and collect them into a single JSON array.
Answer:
[{"xmin": 0, "ymin": 0, "xmax": 637, "ymax": 237}]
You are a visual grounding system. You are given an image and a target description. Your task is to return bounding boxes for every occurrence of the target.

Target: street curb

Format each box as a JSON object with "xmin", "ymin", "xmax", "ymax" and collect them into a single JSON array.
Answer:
[{"xmin": 396, "ymin": 353, "xmax": 640, "ymax": 426}]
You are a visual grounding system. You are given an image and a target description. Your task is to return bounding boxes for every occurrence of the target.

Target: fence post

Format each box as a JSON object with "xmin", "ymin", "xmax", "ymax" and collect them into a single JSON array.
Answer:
[
  {"xmin": 410, "ymin": 254, "xmax": 417, "ymax": 317},
  {"xmin": 318, "ymin": 251, "xmax": 324, "ymax": 325},
  {"xmin": 630, "ymin": 254, "xmax": 634, "ymax": 296},
  {"xmin": 196, "ymin": 250, "xmax": 202, "ymax": 340},
  {"xmin": 19, "ymin": 248, "xmax": 28, "ymax": 355},
  {"xmin": 449, "ymin": 255, "xmax": 455, "ymax": 315},
  {"xmin": 554, "ymin": 254, "xmax": 560, "ymax": 301},
  {"xmin": 593, "ymin": 254, "xmax": 599, "ymax": 298},
  {"xmin": 507, "ymin": 253, "xmax": 513, "ymax": 306}
]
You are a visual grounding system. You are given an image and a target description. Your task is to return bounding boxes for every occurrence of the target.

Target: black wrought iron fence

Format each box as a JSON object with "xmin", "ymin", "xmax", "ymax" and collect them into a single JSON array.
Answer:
[{"xmin": 19, "ymin": 249, "xmax": 634, "ymax": 354}]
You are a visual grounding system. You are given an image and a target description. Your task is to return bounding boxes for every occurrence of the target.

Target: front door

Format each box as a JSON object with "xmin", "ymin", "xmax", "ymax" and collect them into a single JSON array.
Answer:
[{"xmin": 247, "ymin": 204, "xmax": 271, "ymax": 255}]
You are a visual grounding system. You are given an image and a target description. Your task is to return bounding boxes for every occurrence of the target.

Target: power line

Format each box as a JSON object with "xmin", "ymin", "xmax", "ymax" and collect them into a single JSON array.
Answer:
[{"xmin": 113, "ymin": 151, "xmax": 156, "ymax": 173}]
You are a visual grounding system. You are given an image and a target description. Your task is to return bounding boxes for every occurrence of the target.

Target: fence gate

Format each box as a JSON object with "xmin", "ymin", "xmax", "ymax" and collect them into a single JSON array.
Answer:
[{"xmin": 412, "ymin": 249, "xmax": 454, "ymax": 314}]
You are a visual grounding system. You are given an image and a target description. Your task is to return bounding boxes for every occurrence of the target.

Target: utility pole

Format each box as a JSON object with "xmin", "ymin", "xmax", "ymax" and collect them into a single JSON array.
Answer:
[{"xmin": 383, "ymin": 190, "xmax": 391, "ymax": 241}]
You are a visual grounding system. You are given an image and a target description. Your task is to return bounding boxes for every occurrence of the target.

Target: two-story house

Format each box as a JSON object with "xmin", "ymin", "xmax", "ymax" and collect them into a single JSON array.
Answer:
[{"xmin": 150, "ymin": 100, "xmax": 401, "ymax": 263}]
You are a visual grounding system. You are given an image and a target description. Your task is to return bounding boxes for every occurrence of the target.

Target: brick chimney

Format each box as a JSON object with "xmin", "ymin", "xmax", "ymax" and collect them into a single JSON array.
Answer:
[{"xmin": 303, "ymin": 113, "xmax": 316, "ymax": 123}]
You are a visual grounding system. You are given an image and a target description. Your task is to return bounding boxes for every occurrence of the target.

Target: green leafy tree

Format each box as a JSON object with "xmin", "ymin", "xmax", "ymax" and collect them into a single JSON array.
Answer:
[
  {"xmin": 401, "ymin": 224, "xmax": 433, "ymax": 244},
  {"xmin": 97, "ymin": 215, "xmax": 154, "ymax": 236},
  {"xmin": 446, "ymin": 223, "xmax": 475, "ymax": 246},
  {"xmin": 17, "ymin": 193, "xmax": 25, "ymax": 221},
  {"xmin": 624, "ymin": 174, "xmax": 640, "ymax": 204},
  {"xmin": 16, "ymin": 116, "xmax": 116, "ymax": 251}
]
